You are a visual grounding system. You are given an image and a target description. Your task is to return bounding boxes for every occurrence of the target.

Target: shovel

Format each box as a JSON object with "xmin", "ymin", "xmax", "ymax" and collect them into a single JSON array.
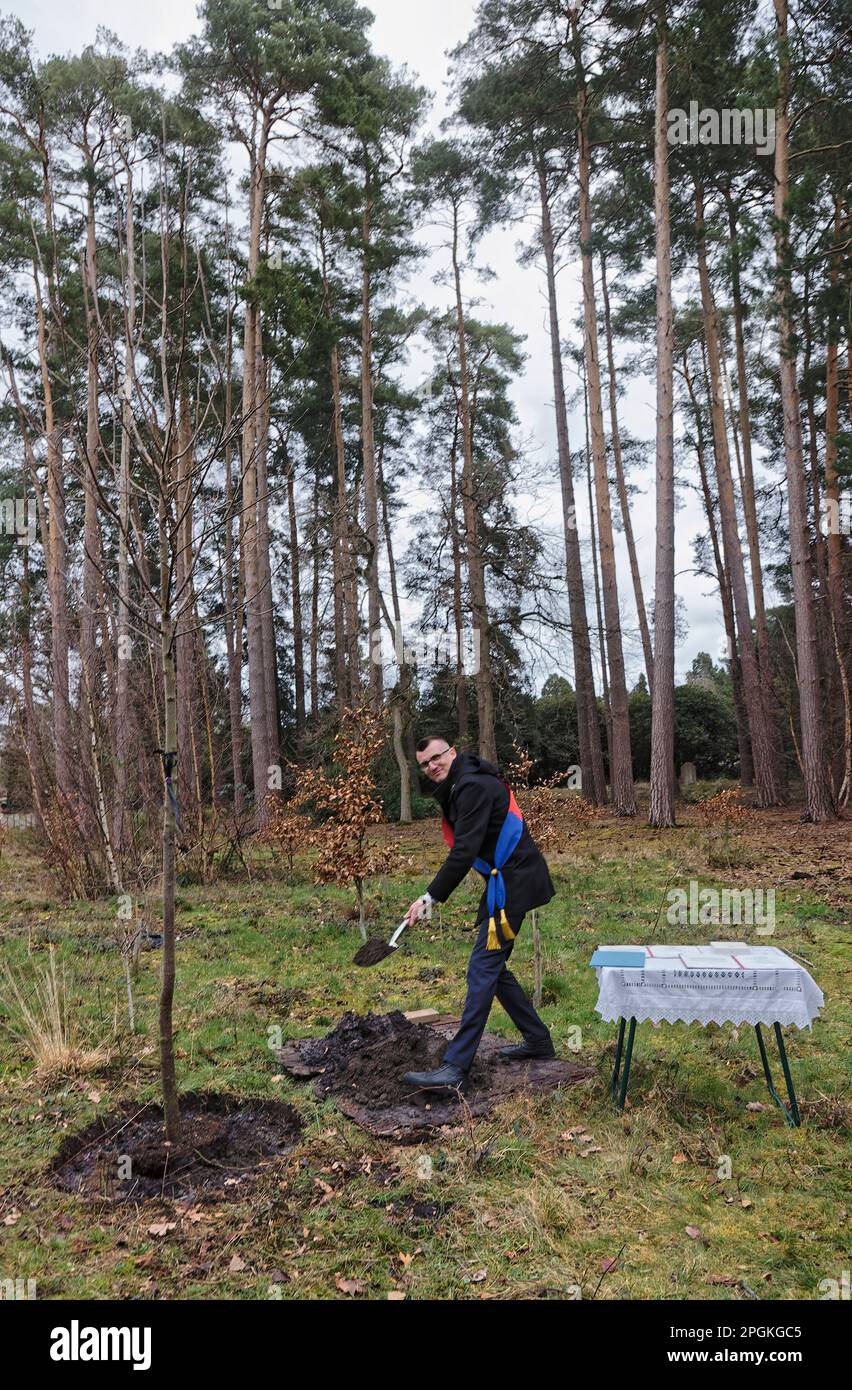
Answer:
[{"xmin": 353, "ymin": 915, "xmax": 410, "ymax": 967}]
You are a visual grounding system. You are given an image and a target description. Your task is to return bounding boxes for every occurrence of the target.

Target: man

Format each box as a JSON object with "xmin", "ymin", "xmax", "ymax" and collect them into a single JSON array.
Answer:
[{"xmin": 402, "ymin": 736, "xmax": 557, "ymax": 1095}]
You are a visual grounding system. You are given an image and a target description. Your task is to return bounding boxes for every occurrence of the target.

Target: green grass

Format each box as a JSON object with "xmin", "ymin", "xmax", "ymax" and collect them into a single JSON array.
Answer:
[{"xmin": 0, "ymin": 810, "xmax": 848, "ymax": 1301}]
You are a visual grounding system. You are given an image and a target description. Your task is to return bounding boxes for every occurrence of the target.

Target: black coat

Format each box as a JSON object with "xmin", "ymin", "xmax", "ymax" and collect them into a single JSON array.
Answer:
[{"xmin": 426, "ymin": 753, "xmax": 556, "ymax": 921}]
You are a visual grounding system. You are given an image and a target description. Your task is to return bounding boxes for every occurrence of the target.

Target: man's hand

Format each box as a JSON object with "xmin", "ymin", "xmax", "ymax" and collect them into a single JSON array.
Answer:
[{"xmin": 405, "ymin": 893, "xmax": 434, "ymax": 927}]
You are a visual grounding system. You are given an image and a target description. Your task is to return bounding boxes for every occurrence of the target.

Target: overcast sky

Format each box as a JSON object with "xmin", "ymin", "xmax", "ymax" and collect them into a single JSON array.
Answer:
[{"xmin": 4, "ymin": 0, "xmax": 739, "ymax": 692}]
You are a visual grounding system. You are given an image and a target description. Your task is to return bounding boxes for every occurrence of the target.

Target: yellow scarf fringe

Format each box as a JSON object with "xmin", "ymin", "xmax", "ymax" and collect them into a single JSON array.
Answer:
[{"xmin": 486, "ymin": 908, "xmax": 516, "ymax": 950}]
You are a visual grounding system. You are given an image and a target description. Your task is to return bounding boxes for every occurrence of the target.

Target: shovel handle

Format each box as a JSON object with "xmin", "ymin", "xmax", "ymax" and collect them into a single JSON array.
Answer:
[{"xmin": 388, "ymin": 916, "xmax": 409, "ymax": 949}]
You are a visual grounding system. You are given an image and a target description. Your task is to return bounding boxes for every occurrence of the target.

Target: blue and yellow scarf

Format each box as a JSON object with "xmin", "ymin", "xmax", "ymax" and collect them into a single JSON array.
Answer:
[{"xmin": 442, "ymin": 783, "xmax": 524, "ymax": 949}]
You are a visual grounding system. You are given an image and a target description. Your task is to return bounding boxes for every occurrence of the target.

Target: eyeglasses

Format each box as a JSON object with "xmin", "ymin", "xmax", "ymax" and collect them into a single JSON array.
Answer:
[{"xmin": 418, "ymin": 747, "xmax": 451, "ymax": 772}]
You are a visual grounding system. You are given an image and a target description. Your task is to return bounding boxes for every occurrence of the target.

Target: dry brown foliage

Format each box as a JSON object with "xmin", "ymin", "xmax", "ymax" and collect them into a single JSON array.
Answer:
[
  {"xmin": 38, "ymin": 789, "xmax": 101, "ymax": 898},
  {"xmin": 696, "ymin": 788, "xmax": 753, "ymax": 828},
  {"xmin": 508, "ymin": 743, "xmax": 598, "ymax": 851},
  {"xmin": 696, "ymin": 788, "xmax": 753, "ymax": 869},
  {"xmin": 256, "ymin": 795, "xmax": 305, "ymax": 881},
  {"xmin": 289, "ymin": 707, "xmax": 396, "ymax": 936}
]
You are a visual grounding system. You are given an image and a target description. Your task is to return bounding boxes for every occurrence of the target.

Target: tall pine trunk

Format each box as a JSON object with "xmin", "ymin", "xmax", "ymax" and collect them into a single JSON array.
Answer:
[
  {"xmin": 360, "ymin": 182, "xmax": 384, "ymax": 715},
  {"xmin": 724, "ymin": 187, "xmax": 779, "ymax": 744},
  {"xmin": 286, "ymin": 452, "xmax": 306, "ymax": 751},
  {"xmin": 536, "ymin": 152, "xmax": 605, "ymax": 803},
  {"xmin": 452, "ymin": 201, "xmax": 497, "ymax": 761},
  {"xmin": 649, "ymin": 17, "xmax": 676, "ymax": 827},
  {"xmin": 242, "ymin": 111, "xmax": 271, "ymax": 821},
  {"xmin": 601, "ymin": 253, "xmax": 655, "ymax": 699},
  {"xmin": 449, "ymin": 417, "xmax": 469, "ymax": 742},
  {"xmin": 772, "ymin": 0, "xmax": 834, "ymax": 820},
  {"xmin": 34, "ymin": 269, "xmax": 74, "ymax": 811},
  {"xmin": 572, "ymin": 33, "xmax": 634, "ymax": 814},
  {"xmin": 695, "ymin": 180, "xmax": 780, "ymax": 807},
  {"xmin": 684, "ymin": 353, "xmax": 754, "ymax": 787}
]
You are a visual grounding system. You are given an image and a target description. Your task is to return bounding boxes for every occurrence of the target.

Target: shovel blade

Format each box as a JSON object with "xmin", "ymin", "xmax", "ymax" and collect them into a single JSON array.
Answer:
[{"xmin": 353, "ymin": 938, "xmax": 395, "ymax": 967}]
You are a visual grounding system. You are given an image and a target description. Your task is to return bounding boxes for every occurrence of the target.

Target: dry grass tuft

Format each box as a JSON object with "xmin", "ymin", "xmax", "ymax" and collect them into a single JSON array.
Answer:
[{"xmin": 0, "ymin": 946, "xmax": 109, "ymax": 1082}]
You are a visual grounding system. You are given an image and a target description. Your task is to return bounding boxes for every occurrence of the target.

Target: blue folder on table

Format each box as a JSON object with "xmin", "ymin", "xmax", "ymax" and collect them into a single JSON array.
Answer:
[{"xmin": 590, "ymin": 948, "xmax": 647, "ymax": 969}]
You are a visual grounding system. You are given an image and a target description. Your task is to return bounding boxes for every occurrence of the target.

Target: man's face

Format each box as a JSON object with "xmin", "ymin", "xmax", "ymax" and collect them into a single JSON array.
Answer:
[{"xmin": 416, "ymin": 740, "xmax": 456, "ymax": 784}]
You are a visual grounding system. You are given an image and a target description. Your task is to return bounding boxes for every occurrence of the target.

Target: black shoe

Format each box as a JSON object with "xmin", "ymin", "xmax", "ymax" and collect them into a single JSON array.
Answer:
[
  {"xmin": 403, "ymin": 1064, "xmax": 469, "ymax": 1094},
  {"xmin": 498, "ymin": 1042, "xmax": 557, "ymax": 1062}
]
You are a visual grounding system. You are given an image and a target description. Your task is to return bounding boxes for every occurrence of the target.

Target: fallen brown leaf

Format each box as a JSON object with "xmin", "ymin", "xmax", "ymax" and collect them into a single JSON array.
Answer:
[{"xmin": 335, "ymin": 1274, "xmax": 366, "ymax": 1296}]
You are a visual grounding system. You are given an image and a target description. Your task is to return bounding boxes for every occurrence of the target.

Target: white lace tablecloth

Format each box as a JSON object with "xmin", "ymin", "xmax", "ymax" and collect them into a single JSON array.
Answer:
[{"xmin": 593, "ymin": 943, "xmax": 824, "ymax": 1029}]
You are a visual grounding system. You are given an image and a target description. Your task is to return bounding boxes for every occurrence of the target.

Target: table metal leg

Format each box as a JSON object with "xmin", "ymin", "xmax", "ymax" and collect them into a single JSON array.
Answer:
[
  {"xmin": 610, "ymin": 1017, "xmax": 636, "ymax": 1112},
  {"xmin": 610, "ymin": 1018, "xmax": 625, "ymax": 1102},
  {"xmin": 754, "ymin": 1023, "xmax": 801, "ymax": 1127}
]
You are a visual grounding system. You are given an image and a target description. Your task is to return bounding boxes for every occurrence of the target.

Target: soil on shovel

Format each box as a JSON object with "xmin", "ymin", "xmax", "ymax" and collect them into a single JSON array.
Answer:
[
  {"xmin": 277, "ymin": 1011, "xmax": 595, "ymax": 1142},
  {"xmin": 51, "ymin": 1091, "xmax": 302, "ymax": 1202}
]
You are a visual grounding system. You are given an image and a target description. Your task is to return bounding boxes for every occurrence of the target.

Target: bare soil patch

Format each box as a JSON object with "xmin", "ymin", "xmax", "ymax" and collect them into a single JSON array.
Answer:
[
  {"xmin": 51, "ymin": 1090, "xmax": 302, "ymax": 1202},
  {"xmin": 277, "ymin": 1011, "xmax": 594, "ymax": 1141}
]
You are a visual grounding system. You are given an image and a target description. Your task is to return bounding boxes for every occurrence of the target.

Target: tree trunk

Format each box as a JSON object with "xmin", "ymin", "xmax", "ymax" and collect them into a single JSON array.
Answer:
[
  {"xmin": 242, "ymin": 112, "xmax": 271, "ymax": 821},
  {"xmin": 33, "ymin": 268, "xmax": 74, "ymax": 811},
  {"xmin": 824, "ymin": 195, "xmax": 849, "ymax": 802},
  {"xmin": 695, "ymin": 180, "xmax": 780, "ymax": 808},
  {"xmin": 159, "ymin": 609, "xmax": 181, "ymax": 1143},
  {"xmin": 255, "ymin": 325, "xmax": 279, "ymax": 762},
  {"xmin": 532, "ymin": 909, "xmax": 542, "ymax": 1009},
  {"xmin": 379, "ymin": 449, "xmax": 412, "ymax": 821},
  {"xmin": 309, "ymin": 476, "xmax": 320, "ymax": 723},
  {"xmin": 222, "ymin": 304, "xmax": 244, "ymax": 812},
  {"xmin": 449, "ymin": 416, "xmax": 469, "ymax": 743},
  {"xmin": 321, "ymin": 217, "xmax": 360, "ymax": 709},
  {"xmin": 333, "ymin": 334, "xmax": 360, "ymax": 708},
  {"xmin": 536, "ymin": 152, "xmax": 605, "ymax": 804},
  {"xmin": 176, "ymin": 384, "xmax": 200, "ymax": 829},
  {"xmin": 685, "ymin": 353, "xmax": 754, "ymax": 787},
  {"xmin": 286, "ymin": 452, "xmax": 306, "ymax": 750},
  {"xmin": 586, "ymin": 424, "xmax": 613, "ymax": 778},
  {"xmin": 571, "ymin": 27, "xmax": 634, "ymax": 814},
  {"xmin": 601, "ymin": 253, "xmax": 655, "ymax": 699},
  {"xmin": 452, "ymin": 201, "xmax": 496, "ymax": 762},
  {"xmin": 649, "ymin": 20, "xmax": 676, "ymax": 827},
  {"xmin": 360, "ymin": 184, "xmax": 383, "ymax": 715},
  {"xmin": 772, "ymin": 0, "xmax": 834, "ymax": 820},
  {"xmin": 114, "ymin": 152, "xmax": 139, "ymax": 854},
  {"xmin": 723, "ymin": 186, "xmax": 778, "ymax": 738},
  {"xmin": 80, "ymin": 174, "xmax": 102, "ymax": 834}
]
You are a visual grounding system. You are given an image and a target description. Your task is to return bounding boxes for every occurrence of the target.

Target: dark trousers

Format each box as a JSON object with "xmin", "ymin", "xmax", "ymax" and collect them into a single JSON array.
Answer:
[{"xmin": 441, "ymin": 912, "xmax": 551, "ymax": 1074}]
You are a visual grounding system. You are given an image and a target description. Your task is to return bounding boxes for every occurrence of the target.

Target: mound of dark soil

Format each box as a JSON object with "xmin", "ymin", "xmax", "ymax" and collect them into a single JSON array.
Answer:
[
  {"xmin": 319, "ymin": 1017, "xmax": 488, "ymax": 1108},
  {"xmin": 52, "ymin": 1090, "xmax": 302, "ymax": 1202},
  {"xmin": 296, "ymin": 1010, "xmax": 409, "ymax": 1078},
  {"xmin": 278, "ymin": 1012, "xmax": 595, "ymax": 1141}
]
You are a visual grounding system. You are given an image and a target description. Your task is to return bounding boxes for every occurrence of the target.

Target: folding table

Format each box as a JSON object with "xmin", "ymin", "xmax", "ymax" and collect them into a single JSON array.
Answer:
[{"xmin": 590, "ymin": 943, "xmax": 824, "ymax": 1127}]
